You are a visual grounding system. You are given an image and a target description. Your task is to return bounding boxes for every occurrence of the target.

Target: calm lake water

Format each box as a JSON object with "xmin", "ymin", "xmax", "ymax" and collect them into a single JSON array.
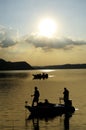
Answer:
[{"xmin": 0, "ymin": 69, "xmax": 86, "ymax": 130}]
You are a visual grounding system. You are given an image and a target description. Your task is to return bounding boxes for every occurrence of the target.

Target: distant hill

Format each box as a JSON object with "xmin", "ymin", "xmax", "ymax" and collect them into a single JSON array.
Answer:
[
  {"xmin": 33, "ymin": 64, "xmax": 86, "ymax": 69},
  {"xmin": 0, "ymin": 59, "xmax": 86, "ymax": 70},
  {"xmin": 0, "ymin": 59, "xmax": 33, "ymax": 70}
]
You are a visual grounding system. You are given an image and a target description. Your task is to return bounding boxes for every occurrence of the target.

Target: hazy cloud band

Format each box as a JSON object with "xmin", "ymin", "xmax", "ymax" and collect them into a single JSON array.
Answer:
[
  {"xmin": 0, "ymin": 25, "xmax": 86, "ymax": 50},
  {"xmin": 26, "ymin": 34, "xmax": 86, "ymax": 50}
]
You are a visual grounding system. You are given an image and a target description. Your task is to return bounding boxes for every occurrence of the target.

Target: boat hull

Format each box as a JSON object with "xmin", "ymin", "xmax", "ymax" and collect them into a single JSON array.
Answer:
[{"xmin": 25, "ymin": 104, "xmax": 75, "ymax": 118}]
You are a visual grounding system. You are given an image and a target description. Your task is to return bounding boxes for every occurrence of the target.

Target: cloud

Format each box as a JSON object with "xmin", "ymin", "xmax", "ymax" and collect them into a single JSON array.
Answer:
[
  {"xmin": 0, "ymin": 38, "xmax": 16, "ymax": 48},
  {"xmin": 25, "ymin": 34, "xmax": 86, "ymax": 51},
  {"xmin": 0, "ymin": 25, "xmax": 17, "ymax": 48},
  {"xmin": 0, "ymin": 25, "xmax": 86, "ymax": 51}
]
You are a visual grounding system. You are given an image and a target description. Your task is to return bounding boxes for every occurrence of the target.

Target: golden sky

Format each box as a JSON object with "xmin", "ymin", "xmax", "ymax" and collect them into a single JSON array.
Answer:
[{"xmin": 0, "ymin": 0, "xmax": 86, "ymax": 66}]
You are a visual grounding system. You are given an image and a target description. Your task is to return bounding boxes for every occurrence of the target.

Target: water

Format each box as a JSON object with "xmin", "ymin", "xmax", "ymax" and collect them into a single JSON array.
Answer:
[{"xmin": 0, "ymin": 69, "xmax": 86, "ymax": 130}]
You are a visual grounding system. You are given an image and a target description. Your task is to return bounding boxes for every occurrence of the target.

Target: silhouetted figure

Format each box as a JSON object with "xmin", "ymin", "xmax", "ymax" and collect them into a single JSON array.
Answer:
[
  {"xmin": 42, "ymin": 73, "xmax": 45, "ymax": 80},
  {"xmin": 63, "ymin": 88, "xmax": 69, "ymax": 105},
  {"xmin": 44, "ymin": 99, "xmax": 49, "ymax": 104},
  {"xmin": 31, "ymin": 87, "xmax": 40, "ymax": 106}
]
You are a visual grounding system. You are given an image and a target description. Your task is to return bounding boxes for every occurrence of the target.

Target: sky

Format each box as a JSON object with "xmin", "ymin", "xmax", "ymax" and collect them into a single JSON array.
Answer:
[{"xmin": 0, "ymin": 0, "xmax": 86, "ymax": 66}]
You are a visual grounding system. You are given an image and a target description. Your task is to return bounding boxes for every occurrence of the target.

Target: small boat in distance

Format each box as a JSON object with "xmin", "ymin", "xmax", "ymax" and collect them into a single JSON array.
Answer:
[
  {"xmin": 32, "ymin": 73, "xmax": 48, "ymax": 80},
  {"xmin": 25, "ymin": 99, "xmax": 75, "ymax": 119}
]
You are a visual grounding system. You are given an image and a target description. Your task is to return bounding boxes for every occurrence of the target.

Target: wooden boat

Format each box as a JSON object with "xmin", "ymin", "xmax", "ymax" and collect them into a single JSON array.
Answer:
[
  {"xmin": 32, "ymin": 73, "xmax": 48, "ymax": 80},
  {"xmin": 25, "ymin": 100, "xmax": 75, "ymax": 118}
]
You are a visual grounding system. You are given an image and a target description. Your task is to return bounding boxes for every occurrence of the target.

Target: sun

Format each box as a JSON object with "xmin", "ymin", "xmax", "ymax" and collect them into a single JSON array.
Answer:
[{"xmin": 38, "ymin": 18, "xmax": 57, "ymax": 37}]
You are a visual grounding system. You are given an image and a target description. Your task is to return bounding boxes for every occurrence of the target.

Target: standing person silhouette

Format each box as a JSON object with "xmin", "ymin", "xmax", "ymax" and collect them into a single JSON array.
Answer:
[
  {"xmin": 63, "ymin": 88, "xmax": 69, "ymax": 105},
  {"xmin": 31, "ymin": 86, "xmax": 40, "ymax": 106}
]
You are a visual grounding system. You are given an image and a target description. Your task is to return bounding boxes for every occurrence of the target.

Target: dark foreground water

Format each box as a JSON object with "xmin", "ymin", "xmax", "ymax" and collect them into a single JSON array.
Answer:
[{"xmin": 0, "ymin": 69, "xmax": 86, "ymax": 130}]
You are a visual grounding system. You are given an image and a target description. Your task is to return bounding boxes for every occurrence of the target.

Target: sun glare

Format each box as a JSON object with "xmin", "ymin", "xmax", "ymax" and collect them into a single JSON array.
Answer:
[{"xmin": 38, "ymin": 18, "xmax": 57, "ymax": 37}]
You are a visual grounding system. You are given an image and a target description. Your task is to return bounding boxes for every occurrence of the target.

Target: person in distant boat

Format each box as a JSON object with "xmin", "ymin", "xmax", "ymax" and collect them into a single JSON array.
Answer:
[
  {"xmin": 31, "ymin": 86, "xmax": 40, "ymax": 106},
  {"xmin": 63, "ymin": 88, "xmax": 69, "ymax": 104},
  {"xmin": 44, "ymin": 99, "xmax": 49, "ymax": 105}
]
